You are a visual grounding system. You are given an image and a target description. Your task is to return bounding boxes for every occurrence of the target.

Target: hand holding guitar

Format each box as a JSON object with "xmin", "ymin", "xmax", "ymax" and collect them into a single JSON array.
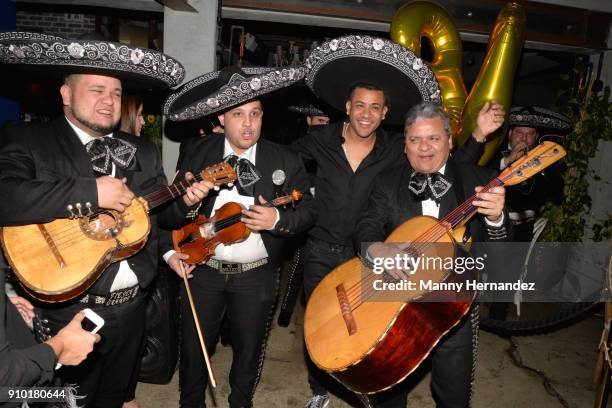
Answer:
[
  {"xmin": 241, "ymin": 195, "xmax": 278, "ymax": 231},
  {"xmin": 96, "ymin": 176, "xmax": 134, "ymax": 212},
  {"xmin": 183, "ymin": 172, "xmax": 215, "ymax": 206},
  {"xmin": 473, "ymin": 185, "xmax": 505, "ymax": 223},
  {"xmin": 367, "ymin": 241, "xmax": 414, "ymax": 281}
]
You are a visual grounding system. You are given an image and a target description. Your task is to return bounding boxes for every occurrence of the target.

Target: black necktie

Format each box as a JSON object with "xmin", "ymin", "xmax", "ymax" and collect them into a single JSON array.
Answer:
[
  {"xmin": 408, "ymin": 171, "xmax": 452, "ymax": 203},
  {"xmin": 85, "ymin": 137, "xmax": 137, "ymax": 176},
  {"xmin": 224, "ymin": 155, "xmax": 261, "ymax": 197}
]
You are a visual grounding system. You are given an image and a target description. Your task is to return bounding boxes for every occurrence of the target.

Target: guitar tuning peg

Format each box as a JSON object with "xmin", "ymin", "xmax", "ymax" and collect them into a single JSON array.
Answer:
[
  {"xmin": 214, "ymin": 185, "xmax": 220, "ymax": 191},
  {"xmin": 227, "ymin": 182, "xmax": 234, "ymax": 188}
]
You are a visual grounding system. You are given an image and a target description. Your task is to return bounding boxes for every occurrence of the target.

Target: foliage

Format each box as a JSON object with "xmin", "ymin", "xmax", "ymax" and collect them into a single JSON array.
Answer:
[{"xmin": 540, "ymin": 60, "xmax": 612, "ymax": 242}]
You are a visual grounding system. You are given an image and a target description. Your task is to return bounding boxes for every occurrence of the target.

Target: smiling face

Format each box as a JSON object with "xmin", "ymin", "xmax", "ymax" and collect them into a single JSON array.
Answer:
[
  {"xmin": 345, "ymin": 87, "xmax": 388, "ymax": 139},
  {"xmin": 218, "ymin": 100, "xmax": 263, "ymax": 155},
  {"xmin": 60, "ymin": 74, "xmax": 122, "ymax": 137},
  {"xmin": 404, "ymin": 116, "xmax": 452, "ymax": 174}
]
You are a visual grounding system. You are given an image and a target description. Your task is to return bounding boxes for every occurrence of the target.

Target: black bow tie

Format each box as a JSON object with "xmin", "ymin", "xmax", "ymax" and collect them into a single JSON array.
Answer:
[
  {"xmin": 408, "ymin": 171, "xmax": 452, "ymax": 203},
  {"xmin": 85, "ymin": 137, "xmax": 137, "ymax": 176},
  {"xmin": 224, "ymin": 155, "xmax": 261, "ymax": 196}
]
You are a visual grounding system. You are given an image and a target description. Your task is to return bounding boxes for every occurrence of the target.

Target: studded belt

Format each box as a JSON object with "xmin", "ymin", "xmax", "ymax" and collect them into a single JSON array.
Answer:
[
  {"xmin": 204, "ymin": 258, "xmax": 268, "ymax": 274},
  {"xmin": 79, "ymin": 284, "xmax": 140, "ymax": 307}
]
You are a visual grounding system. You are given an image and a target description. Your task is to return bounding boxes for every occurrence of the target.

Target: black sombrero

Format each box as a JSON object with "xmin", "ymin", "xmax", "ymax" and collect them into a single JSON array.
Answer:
[
  {"xmin": 288, "ymin": 104, "xmax": 328, "ymax": 117},
  {"xmin": 163, "ymin": 65, "xmax": 305, "ymax": 121},
  {"xmin": 287, "ymin": 91, "xmax": 336, "ymax": 117},
  {"xmin": 0, "ymin": 31, "xmax": 185, "ymax": 89},
  {"xmin": 304, "ymin": 35, "xmax": 441, "ymax": 125},
  {"xmin": 509, "ymin": 106, "xmax": 572, "ymax": 132}
]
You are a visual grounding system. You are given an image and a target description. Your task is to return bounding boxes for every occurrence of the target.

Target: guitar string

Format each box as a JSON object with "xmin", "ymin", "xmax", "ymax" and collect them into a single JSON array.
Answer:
[
  {"xmin": 346, "ymin": 177, "xmax": 507, "ymax": 310},
  {"xmin": 23, "ymin": 170, "xmax": 234, "ymax": 250},
  {"xmin": 342, "ymin": 145, "xmax": 554, "ymax": 305},
  {"xmin": 343, "ymin": 176, "xmax": 502, "ymax": 300}
]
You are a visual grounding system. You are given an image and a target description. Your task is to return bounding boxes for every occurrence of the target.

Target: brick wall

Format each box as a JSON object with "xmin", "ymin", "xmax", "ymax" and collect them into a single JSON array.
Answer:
[{"xmin": 16, "ymin": 11, "xmax": 95, "ymax": 38}]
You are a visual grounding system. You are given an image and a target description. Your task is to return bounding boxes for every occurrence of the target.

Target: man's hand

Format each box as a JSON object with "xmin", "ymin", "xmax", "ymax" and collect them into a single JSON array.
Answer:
[
  {"xmin": 8, "ymin": 295, "xmax": 34, "ymax": 325},
  {"xmin": 183, "ymin": 172, "xmax": 214, "ymax": 206},
  {"xmin": 167, "ymin": 252, "xmax": 196, "ymax": 279},
  {"xmin": 46, "ymin": 311, "xmax": 100, "ymax": 366},
  {"xmin": 505, "ymin": 141, "xmax": 530, "ymax": 165},
  {"xmin": 96, "ymin": 176, "xmax": 135, "ymax": 212},
  {"xmin": 473, "ymin": 101, "xmax": 505, "ymax": 142},
  {"xmin": 473, "ymin": 186, "xmax": 505, "ymax": 223},
  {"xmin": 367, "ymin": 241, "xmax": 414, "ymax": 281},
  {"xmin": 242, "ymin": 195, "xmax": 278, "ymax": 231}
]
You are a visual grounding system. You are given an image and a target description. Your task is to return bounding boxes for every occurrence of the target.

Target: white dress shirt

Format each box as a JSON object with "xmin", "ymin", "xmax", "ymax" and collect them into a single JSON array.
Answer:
[{"xmin": 66, "ymin": 117, "xmax": 138, "ymax": 291}]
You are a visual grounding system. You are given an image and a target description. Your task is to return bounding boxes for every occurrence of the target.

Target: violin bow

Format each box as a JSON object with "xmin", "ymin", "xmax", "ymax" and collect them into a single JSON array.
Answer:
[{"xmin": 179, "ymin": 260, "xmax": 217, "ymax": 388}]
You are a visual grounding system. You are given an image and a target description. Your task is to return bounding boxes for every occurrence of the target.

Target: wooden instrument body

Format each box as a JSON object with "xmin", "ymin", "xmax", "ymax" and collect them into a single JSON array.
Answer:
[
  {"xmin": 304, "ymin": 215, "xmax": 474, "ymax": 394},
  {"xmin": 172, "ymin": 202, "xmax": 250, "ymax": 265},
  {"xmin": 0, "ymin": 197, "xmax": 150, "ymax": 302}
]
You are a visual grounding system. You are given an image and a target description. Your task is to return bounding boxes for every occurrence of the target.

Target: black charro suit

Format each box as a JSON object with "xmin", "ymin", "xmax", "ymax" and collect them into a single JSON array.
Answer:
[
  {"xmin": 354, "ymin": 159, "xmax": 511, "ymax": 408},
  {"xmin": 159, "ymin": 133, "xmax": 313, "ymax": 408},
  {"xmin": 0, "ymin": 117, "xmax": 183, "ymax": 407}
]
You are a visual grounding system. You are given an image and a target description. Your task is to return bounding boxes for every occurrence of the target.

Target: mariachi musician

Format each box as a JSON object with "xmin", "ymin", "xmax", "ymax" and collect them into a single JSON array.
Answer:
[
  {"xmin": 490, "ymin": 106, "xmax": 571, "ymax": 241},
  {"xmin": 160, "ymin": 66, "xmax": 313, "ymax": 408},
  {"xmin": 355, "ymin": 102, "xmax": 512, "ymax": 408},
  {"xmin": 0, "ymin": 31, "xmax": 208, "ymax": 407}
]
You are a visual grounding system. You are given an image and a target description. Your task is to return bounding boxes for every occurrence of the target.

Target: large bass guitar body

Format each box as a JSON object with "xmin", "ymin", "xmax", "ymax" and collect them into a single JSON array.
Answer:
[{"xmin": 304, "ymin": 216, "xmax": 473, "ymax": 394}]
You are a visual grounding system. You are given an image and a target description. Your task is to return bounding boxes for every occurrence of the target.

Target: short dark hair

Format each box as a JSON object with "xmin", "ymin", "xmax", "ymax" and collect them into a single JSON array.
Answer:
[{"xmin": 347, "ymin": 82, "xmax": 388, "ymax": 107}]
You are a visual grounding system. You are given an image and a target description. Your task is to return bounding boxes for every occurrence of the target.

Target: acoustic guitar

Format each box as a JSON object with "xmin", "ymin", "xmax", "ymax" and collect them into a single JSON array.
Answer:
[
  {"xmin": 304, "ymin": 141, "xmax": 566, "ymax": 395},
  {"xmin": 172, "ymin": 189, "xmax": 303, "ymax": 265},
  {"xmin": 1, "ymin": 163, "xmax": 237, "ymax": 303}
]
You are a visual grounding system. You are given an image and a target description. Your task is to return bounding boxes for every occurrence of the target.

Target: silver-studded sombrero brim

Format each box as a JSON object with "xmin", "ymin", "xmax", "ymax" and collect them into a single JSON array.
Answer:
[
  {"xmin": 509, "ymin": 106, "xmax": 572, "ymax": 132},
  {"xmin": 304, "ymin": 35, "xmax": 441, "ymax": 125},
  {"xmin": 0, "ymin": 31, "xmax": 185, "ymax": 89},
  {"xmin": 163, "ymin": 66, "xmax": 305, "ymax": 121},
  {"xmin": 288, "ymin": 104, "xmax": 328, "ymax": 116}
]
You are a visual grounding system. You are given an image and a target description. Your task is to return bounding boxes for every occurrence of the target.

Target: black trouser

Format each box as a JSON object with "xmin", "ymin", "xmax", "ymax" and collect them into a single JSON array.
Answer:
[
  {"xmin": 303, "ymin": 237, "xmax": 355, "ymax": 396},
  {"xmin": 179, "ymin": 263, "xmax": 278, "ymax": 408},
  {"xmin": 370, "ymin": 313, "xmax": 474, "ymax": 408},
  {"xmin": 37, "ymin": 293, "xmax": 147, "ymax": 408}
]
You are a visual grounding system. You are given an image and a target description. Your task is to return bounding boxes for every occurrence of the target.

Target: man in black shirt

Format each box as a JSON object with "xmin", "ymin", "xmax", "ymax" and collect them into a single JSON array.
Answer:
[{"xmin": 293, "ymin": 35, "xmax": 505, "ymax": 408}]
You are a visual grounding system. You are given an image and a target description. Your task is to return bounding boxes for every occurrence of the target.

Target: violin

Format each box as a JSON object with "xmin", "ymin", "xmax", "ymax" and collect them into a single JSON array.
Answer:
[{"xmin": 172, "ymin": 190, "xmax": 303, "ymax": 265}]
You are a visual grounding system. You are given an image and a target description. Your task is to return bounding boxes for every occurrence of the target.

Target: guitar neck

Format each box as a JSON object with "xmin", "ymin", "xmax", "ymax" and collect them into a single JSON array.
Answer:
[
  {"xmin": 142, "ymin": 172, "xmax": 208, "ymax": 211},
  {"xmin": 441, "ymin": 177, "xmax": 505, "ymax": 229}
]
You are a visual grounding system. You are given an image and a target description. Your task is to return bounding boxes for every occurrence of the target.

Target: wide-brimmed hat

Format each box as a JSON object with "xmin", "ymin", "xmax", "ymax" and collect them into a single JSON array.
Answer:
[
  {"xmin": 288, "ymin": 104, "xmax": 328, "ymax": 117},
  {"xmin": 0, "ymin": 31, "xmax": 185, "ymax": 89},
  {"xmin": 163, "ymin": 66, "xmax": 305, "ymax": 121},
  {"xmin": 509, "ymin": 106, "xmax": 572, "ymax": 132},
  {"xmin": 304, "ymin": 35, "xmax": 441, "ymax": 125},
  {"xmin": 288, "ymin": 91, "xmax": 335, "ymax": 117}
]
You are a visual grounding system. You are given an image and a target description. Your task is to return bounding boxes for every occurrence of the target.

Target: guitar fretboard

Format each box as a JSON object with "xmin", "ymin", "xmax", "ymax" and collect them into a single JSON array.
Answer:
[{"xmin": 143, "ymin": 171, "xmax": 232, "ymax": 210}]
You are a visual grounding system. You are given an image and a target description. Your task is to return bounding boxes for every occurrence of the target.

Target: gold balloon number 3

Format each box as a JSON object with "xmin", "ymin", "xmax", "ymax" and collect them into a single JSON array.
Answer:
[{"xmin": 391, "ymin": 1, "xmax": 526, "ymax": 164}]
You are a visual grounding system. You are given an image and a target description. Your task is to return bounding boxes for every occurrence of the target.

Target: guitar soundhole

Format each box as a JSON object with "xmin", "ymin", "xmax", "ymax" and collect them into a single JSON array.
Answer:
[{"xmin": 79, "ymin": 211, "xmax": 125, "ymax": 241}]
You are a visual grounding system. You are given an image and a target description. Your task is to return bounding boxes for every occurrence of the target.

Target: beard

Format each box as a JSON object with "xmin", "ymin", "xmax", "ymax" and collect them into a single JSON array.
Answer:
[{"xmin": 69, "ymin": 106, "xmax": 117, "ymax": 135}]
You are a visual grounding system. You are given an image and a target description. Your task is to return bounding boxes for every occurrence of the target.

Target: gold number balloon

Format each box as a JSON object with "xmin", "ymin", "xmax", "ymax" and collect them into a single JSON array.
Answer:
[
  {"xmin": 391, "ymin": 1, "xmax": 526, "ymax": 165},
  {"xmin": 391, "ymin": 0, "xmax": 467, "ymax": 137}
]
